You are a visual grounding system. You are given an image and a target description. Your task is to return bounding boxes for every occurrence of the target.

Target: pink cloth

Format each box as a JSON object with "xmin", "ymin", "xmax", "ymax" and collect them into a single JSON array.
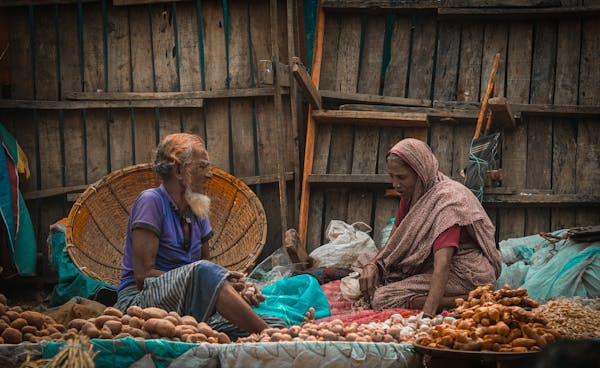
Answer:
[
  {"xmin": 317, "ymin": 280, "xmax": 418, "ymax": 326},
  {"xmin": 369, "ymin": 138, "xmax": 501, "ymax": 309}
]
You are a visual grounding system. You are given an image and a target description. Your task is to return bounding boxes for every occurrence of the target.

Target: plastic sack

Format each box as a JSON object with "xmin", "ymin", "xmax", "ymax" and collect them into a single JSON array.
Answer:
[
  {"xmin": 339, "ymin": 272, "xmax": 362, "ymax": 301},
  {"xmin": 247, "ymin": 248, "xmax": 306, "ymax": 287},
  {"xmin": 496, "ymin": 229, "xmax": 600, "ymax": 300},
  {"xmin": 377, "ymin": 217, "xmax": 395, "ymax": 249},
  {"xmin": 309, "ymin": 220, "xmax": 378, "ymax": 268},
  {"xmin": 522, "ymin": 242, "xmax": 600, "ymax": 300},
  {"xmin": 252, "ymin": 274, "xmax": 330, "ymax": 325}
]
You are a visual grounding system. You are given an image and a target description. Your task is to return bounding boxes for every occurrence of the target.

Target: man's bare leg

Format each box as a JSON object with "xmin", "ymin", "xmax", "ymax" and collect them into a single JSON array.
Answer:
[{"xmin": 215, "ymin": 281, "xmax": 269, "ymax": 333}]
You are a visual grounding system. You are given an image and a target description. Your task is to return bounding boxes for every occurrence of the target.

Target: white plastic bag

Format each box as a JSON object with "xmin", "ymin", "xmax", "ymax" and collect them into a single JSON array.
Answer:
[
  {"xmin": 308, "ymin": 220, "xmax": 378, "ymax": 268},
  {"xmin": 340, "ymin": 272, "xmax": 362, "ymax": 301}
]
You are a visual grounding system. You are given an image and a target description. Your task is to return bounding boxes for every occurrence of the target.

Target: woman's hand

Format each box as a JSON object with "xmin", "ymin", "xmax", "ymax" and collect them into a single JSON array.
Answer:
[{"xmin": 359, "ymin": 263, "xmax": 380, "ymax": 302}]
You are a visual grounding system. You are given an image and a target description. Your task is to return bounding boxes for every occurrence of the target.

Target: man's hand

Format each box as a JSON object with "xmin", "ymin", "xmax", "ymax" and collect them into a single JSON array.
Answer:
[
  {"xmin": 241, "ymin": 282, "xmax": 265, "ymax": 307},
  {"xmin": 227, "ymin": 271, "xmax": 247, "ymax": 292},
  {"xmin": 359, "ymin": 263, "xmax": 379, "ymax": 302}
]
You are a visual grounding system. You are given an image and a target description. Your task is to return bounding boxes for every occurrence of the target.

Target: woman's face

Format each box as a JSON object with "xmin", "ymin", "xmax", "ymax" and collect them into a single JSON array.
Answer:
[{"xmin": 387, "ymin": 158, "xmax": 418, "ymax": 199}]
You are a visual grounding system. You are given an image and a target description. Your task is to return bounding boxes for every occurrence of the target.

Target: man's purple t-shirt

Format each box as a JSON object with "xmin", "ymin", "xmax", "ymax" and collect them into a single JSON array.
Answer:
[{"xmin": 118, "ymin": 185, "xmax": 213, "ymax": 291}]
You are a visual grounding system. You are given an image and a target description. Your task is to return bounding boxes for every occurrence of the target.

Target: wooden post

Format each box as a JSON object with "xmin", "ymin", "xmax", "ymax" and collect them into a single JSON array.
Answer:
[
  {"xmin": 474, "ymin": 53, "xmax": 500, "ymax": 139},
  {"xmin": 292, "ymin": 57, "xmax": 322, "ymax": 109},
  {"xmin": 287, "ymin": 0, "xmax": 300, "ymax": 228},
  {"xmin": 270, "ymin": 0, "xmax": 288, "ymax": 247},
  {"xmin": 298, "ymin": 0, "xmax": 325, "ymax": 250}
]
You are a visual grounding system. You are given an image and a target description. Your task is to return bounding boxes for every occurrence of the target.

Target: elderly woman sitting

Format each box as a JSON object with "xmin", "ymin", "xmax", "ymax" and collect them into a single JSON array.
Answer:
[{"xmin": 359, "ymin": 138, "xmax": 501, "ymax": 316}]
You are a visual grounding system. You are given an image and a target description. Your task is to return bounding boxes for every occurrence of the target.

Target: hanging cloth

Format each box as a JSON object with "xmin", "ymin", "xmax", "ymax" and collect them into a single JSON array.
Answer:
[{"xmin": 0, "ymin": 123, "xmax": 36, "ymax": 276}]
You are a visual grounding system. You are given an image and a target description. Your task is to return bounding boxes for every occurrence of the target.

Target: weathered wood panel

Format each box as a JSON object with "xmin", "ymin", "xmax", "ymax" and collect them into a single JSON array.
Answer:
[
  {"xmin": 129, "ymin": 5, "xmax": 157, "ymax": 164},
  {"xmin": 498, "ymin": 21, "xmax": 531, "ymax": 241},
  {"xmin": 107, "ymin": 5, "xmax": 133, "ymax": 172},
  {"xmin": 229, "ymin": 0, "xmax": 255, "ymax": 178},
  {"xmin": 306, "ymin": 13, "xmax": 340, "ymax": 250},
  {"xmin": 202, "ymin": 0, "xmax": 230, "ymax": 172},
  {"xmin": 576, "ymin": 18, "xmax": 600, "ymax": 226},
  {"xmin": 34, "ymin": 6, "xmax": 64, "ymax": 258},
  {"xmin": 307, "ymin": 9, "xmax": 600, "ymax": 247},
  {"xmin": 4, "ymin": 0, "xmax": 299, "ymax": 275},
  {"xmin": 323, "ymin": 14, "xmax": 360, "ymax": 235},
  {"xmin": 551, "ymin": 19, "xmax": 579, "ymax": 230},
  {"xmin": 372, "ymin": 15, "xmax": 411, "ymax": 243},
  {"xmin": 346, "ymin": 15, "xmax": 385, "ymax": 229},
  {"xmin": 526, "ymin": 21, "xmax": 556, "ymax": 234}
]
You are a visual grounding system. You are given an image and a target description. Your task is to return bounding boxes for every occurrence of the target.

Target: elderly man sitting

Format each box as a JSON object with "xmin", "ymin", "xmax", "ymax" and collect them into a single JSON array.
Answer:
[{"xmin": 115, "ymin": 133, "xmax": 284, "ymax": 338}]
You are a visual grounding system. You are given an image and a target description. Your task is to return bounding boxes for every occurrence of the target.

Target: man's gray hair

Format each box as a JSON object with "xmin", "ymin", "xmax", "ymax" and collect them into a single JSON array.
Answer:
[{"xmin": 153, "ymin": 133, "xmax": 205, "ymax": 179}]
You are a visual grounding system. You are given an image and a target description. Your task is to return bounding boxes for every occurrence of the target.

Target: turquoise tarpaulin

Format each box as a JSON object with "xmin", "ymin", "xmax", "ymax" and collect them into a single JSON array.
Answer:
[
  {"xmin": 49, "ymin": 226, "xmax": 116, "ymax": 306},
  {"xmin": 43, "ymin": 338, "xmax": 418, "ymax": 368},
  {"xmin": 0, "ymin": 123, "xmax": 36, "ymax": 275},
  {"xmin": 252, "ymin": 274, "xmax": 330, "ymax": 325}
]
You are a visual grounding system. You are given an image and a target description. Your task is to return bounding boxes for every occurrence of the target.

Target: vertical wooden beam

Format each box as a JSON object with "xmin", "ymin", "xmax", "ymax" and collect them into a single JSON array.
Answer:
[
  {"xmin": 129, "ymin": 4, "xmax": 156, "ymax": 163},
  {"xmin": 526, "ymin": 20, "xmax": 556, "ymax": 234},
  {"xmin": 270, "ymin": 0, "xmax": 288, "ymax": 246},
  {"xmin": 347, "ymin": 14, "xmax": 385, "ymax": 237},
  {"xmin": 576, "ymin": 18, "xmax": 600, "ymax": 226},
  {"xmin": 499, "ymin": 21, "xmax": 530, "ymax": 241},
  {"xmin": 551, "ymin": 19, "xmax": 579, "ymax": 231},
  {"xmin": 287, "ymin": 0, "xmax": 300, "ymax": 227},
  {"xmin": 229, "ymin": 0, "xmax": 255, "ymax": 178},
  {"xmin": 298, "ymin": 0, "xmax": 324, "ymax": 251}
]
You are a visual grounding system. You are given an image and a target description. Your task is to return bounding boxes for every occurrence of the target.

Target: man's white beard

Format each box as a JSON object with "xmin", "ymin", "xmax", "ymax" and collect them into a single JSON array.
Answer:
[{"xmin": 184, "ymin": 186, "xmax": 211, "ymax": 218}]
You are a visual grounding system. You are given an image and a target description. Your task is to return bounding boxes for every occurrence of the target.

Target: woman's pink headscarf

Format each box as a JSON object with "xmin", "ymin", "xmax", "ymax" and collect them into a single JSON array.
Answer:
[{"xmin": 377, "ymin": 138, "xmax": 502, "ymax": 280}]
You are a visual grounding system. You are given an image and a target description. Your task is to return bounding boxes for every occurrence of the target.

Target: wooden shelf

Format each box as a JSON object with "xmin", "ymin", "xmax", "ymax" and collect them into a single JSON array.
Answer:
[
  {"xmin": 438, "ymin": 6, "xmax": 600, "ymax": 19},
  {"xmin": 312, "ymin": 109, "xmax": 428, "ymax": 127},
  {"xmin": 0, "ymin": 99, "xmax": 204, "ymax": 109},
  {"xmin": 309, "ymin": 174, "xmax": 390, "ymax": 188},
  {"xmin": 23, "ymin": 172, "xmax": 295, "ymax": 201},
  {"xmin": 64, "ymin": 88, "xmax": 285, "ymax": 100},
  {"xmin": 340, "ymin": 103, "xmax": 478, "ymax": 121},
  {"xmin": 322, "ymin": 0, "xmax": 562, "ymax": 9},
  {"xmin": 484, "ymin": 194, "xmax": 600, "ymax": 207},
  {"xmin": 308, "ymin": 174, "xmax": 600, "ymax": 207}
]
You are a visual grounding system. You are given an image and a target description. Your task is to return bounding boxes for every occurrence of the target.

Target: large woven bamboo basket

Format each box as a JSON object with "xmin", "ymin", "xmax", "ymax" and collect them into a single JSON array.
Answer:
[{"xmin": 65, "ymin": 163, "xmax": 267, "ymax": 287}]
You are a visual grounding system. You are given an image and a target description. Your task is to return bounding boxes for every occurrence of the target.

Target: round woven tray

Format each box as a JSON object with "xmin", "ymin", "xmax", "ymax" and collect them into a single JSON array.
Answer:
[{"xmin": 65, "ymin": 163, "xmax": 267, "ymax": 287}]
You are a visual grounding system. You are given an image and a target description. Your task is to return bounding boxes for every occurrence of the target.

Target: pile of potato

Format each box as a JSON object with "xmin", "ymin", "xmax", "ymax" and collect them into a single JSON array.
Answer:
[
  {"xmin": 416, "ymin": 284, "xmax": 561, "ymax": 352},
  {"xmin": 67, "ymin": 306, "xmax": 231, "ymax": 344},
  {"xmin": 0, "ymin": 293, "xmax": 66, "ymax": 344}
]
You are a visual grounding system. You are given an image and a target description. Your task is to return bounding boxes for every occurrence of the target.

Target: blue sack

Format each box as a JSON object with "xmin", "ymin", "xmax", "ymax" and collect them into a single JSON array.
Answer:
[{"xmin": 252, "ymin": 274, "xmax": 330, "ymax": 326}]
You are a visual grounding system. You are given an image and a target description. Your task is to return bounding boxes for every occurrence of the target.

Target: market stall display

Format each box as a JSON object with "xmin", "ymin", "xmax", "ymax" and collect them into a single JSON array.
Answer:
[
  {"xmin": 415, "ymin": 284, "xmax": 560, "ymax": 352},
  {"xmin": 534, "ymin": 298, "xmax": 600, "ymax": 339}
]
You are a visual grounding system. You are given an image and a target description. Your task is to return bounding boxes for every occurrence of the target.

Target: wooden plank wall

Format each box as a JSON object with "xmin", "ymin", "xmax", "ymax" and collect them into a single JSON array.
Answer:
[
  {"xmin": 0, "ymin": 0, "xmax": 296, "ymax": 272},
  {"xmin": 307, "ymin": 10, "xmax": 600, "ymax": 252}
]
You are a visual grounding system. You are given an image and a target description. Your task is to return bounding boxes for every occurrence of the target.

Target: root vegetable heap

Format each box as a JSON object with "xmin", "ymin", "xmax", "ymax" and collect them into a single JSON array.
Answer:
[
  {"xmin": 67, "ymin": 306, "xmax": 230, "ymax": 344},
  {"xmin": 238, "ymin": 313, "xmax": 442, "ymax": 344},
  {"xmin": 416, "ymin": 284, "xmax": 561, "ymax": 352},
  {"xmin": 0, "ymin": 293, "xmax": 65, "ymax": 344}
]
